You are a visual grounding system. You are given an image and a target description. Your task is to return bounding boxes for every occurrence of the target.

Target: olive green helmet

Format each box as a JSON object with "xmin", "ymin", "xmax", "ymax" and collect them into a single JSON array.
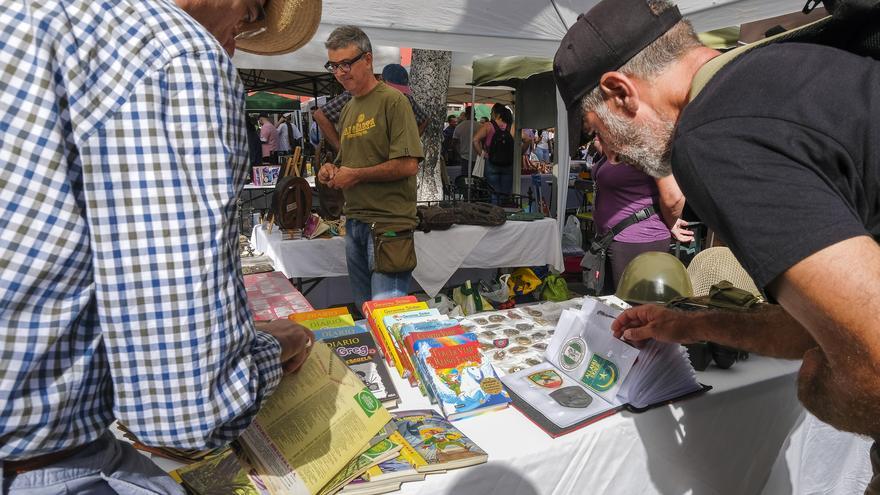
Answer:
[{"xmin": 616, "ymin": 252, "xmax": 693, "ymax": 304}]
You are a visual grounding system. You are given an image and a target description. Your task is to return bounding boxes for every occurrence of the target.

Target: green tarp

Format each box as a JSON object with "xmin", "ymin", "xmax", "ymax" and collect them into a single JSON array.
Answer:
[{"xmin": 246, "ymin": 91, "xmax": 301, "ymax": 111}]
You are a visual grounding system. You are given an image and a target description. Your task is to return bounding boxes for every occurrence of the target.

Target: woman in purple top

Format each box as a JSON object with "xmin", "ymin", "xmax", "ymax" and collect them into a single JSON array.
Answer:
[{"xmin": 592, "ymin": 148, "xmax": 692, "ymax": 292}]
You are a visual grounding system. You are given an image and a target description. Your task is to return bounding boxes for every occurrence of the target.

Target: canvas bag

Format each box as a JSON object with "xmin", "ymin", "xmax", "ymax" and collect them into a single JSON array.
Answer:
[{"xmin": 371, "ymin": 221, "xmax": 417, "ymax": 274}]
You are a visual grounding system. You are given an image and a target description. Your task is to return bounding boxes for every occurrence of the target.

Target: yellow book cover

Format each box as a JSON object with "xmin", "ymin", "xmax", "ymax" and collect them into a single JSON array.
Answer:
[
  {"xmin": 289, "ymin": 307, "xmax": 351, "ymax": 323},
  {"xmin": 298, "ymin": 314, "xmax": 356, "ymax": 331},
  {"xmin": 363, "ymin": 431, "xmax": 428, "ymax": 482},
  {"xmin": 371, "ymin": 302, "xmax": 429, "ymax": 371},
  {"xmin": 238, "ymin": 342, "xmax": 392, "ymax": 495}
]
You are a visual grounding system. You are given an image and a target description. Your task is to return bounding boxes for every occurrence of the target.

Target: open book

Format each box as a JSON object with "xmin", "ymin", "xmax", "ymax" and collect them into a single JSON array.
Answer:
[
  {"xmin": 501, "ymin": 298, "xmax": 706, "ymax": 437},
  {"xmin": 238, "ymin": 342, "xmax": 392, "ymax": 494}
]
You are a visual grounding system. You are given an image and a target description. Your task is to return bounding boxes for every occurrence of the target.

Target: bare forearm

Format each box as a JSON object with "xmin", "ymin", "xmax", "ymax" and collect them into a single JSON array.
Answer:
[{"xmin": 690, "ymin": 305, "xmax": 816, "ymax": 359}]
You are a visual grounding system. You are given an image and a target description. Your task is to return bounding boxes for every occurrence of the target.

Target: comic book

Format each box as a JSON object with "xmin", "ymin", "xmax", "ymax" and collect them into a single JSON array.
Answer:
[
  {"xmin": 324, "ymin": 331, "xmax": 400, "ymax": 408},
  {"xmin": 392, "ymin": 410, "xmax": 488, "ymax": 472},
  {"xmin": 362, "ymin": 431, "xmax": 427, "ymax": 483},
  {"xmin": 414, "ymin": 333, "xmax": 510, "ymax": 421}
]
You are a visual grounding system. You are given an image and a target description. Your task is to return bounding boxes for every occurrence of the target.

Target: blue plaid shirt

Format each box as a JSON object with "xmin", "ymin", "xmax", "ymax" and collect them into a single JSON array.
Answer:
[{"xmin": 0, "ymin": 0, "xmax": 282, "ymax": 460}]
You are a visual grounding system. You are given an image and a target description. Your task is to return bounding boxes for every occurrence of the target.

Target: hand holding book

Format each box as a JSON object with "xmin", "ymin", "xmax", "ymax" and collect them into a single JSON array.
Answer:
[{"xmin": 255, "ymin": 319, "xmax": 316, "ymax": 374}]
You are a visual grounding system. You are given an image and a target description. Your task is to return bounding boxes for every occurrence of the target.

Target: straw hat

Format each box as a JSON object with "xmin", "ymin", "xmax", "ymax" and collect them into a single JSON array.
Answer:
[{"xmin": 236, "ymin": 0, "xmax": 322, "ymax": 56}]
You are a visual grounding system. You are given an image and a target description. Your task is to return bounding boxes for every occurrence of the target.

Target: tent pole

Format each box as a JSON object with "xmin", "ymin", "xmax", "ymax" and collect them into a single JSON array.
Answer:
[
  {"xmin": 467, "ymin": 84, "xmax": 476, "ymax": 202},
  {"xmin": 555, "ymin": 88, "xmax": 569, "ymax": 238}
]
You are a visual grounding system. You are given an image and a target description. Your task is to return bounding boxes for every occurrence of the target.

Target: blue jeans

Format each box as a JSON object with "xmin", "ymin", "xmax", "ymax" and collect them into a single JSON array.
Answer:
[
  {"xmin": 1, "ymin": 431, "xmax": 184, "ymax": 494},
  {"xmin": 534, "ymin": 147, "xmax": 550, "ymax": 162},
  {"xmin": 345, "ymin": 219, "xmax": 412, "ymax": 311},
  {"xmin": 485, "ymin": 159, "xmax": 513, "ymax": 205}
]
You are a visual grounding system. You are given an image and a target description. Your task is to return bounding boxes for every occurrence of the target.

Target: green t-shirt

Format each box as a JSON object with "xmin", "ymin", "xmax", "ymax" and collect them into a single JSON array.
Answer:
[{"xmin": 338, "ymin": 83, "xmax": 424, "ymax": 226}]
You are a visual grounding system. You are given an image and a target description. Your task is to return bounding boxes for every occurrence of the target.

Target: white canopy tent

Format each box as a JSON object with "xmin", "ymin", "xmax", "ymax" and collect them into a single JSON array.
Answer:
[{"xmin": 235, "ymin": 0, "xmax": 808, "ymax": 236}]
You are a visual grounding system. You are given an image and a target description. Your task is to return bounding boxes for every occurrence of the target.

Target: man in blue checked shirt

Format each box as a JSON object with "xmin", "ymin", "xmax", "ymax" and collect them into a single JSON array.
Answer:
[{"xmin": 0, "ymin": 0, "xmax": 318, "ymax": 492}]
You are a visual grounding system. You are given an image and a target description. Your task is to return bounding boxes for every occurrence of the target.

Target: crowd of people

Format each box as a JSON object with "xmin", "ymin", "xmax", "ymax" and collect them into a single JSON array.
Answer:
[{"xmin": 2, "ymin": 0, "xmax": 879, "ymax": 493}]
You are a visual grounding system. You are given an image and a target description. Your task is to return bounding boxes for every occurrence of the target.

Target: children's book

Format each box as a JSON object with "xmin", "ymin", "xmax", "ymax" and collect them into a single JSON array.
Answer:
[
  {"xmin": 414, "ymin": 333, "xmax": 511, "ymax": 420},
  {"xmin": 325, "ymin": 331, "xmax": 400, "ymax": 408},
  {"xmin": 289, "ymin": 307, "xmax": 351, "ymax": 323},
  {"xmin": 392, "ymin": 410, "xmax": 488, "ymax": 472},
  {"xmin": 370, "ymin": 302, "xmax": 430, "ymax": 367},
  {"xmin": 362, "ymin": 296, "xmax": 418, "ymax": 360},
  {"xmin": 362, "ymin": 431, "xmax": 427, "ymax": 484},
  {"xmin": 501, "ymin": 298, "xmax": 706, "ymax": 437},
  {"xmin": 298, "ymin": 314, "xmax": 356, "ymax": 331},
  {"xmin": 400, "ymin": 321, "xmax": 464, "ymax": 390},
  {"xmin": 312, "ymin": 324, "xmax": 369, "ymax": 342},
  {"xmin": 381, "ymin": 309, "xmax": 449, "ymax": 379}
]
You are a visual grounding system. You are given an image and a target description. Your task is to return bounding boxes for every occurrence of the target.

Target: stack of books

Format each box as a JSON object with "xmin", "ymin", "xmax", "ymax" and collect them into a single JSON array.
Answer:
[
  {"xmin": 291, "ymin": 307, "xmax": 399, "ymax": 409},
  {"xmin": 361, "ymin": 297, "xmax": 511, "ymax": 421}
]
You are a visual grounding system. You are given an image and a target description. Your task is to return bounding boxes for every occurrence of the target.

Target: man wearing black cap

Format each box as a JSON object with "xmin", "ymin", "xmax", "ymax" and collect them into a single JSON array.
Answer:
[{"xmin": 555, "ymin": 0, "xmax": 880, "ymax": 487}]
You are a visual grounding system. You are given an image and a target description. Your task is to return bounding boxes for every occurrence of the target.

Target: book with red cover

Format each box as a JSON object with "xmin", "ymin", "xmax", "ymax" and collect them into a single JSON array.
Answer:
[
  {"xmin": 401, "ymin": 324, "xmax": 465, "ymax": 388},
  {"xmin": 361, "ymin": 296, "xmax": 417, "ymax": 360}
]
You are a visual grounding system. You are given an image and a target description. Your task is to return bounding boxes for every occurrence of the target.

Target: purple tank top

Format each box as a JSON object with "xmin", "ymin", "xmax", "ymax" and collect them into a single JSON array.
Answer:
[{"xmin": 592, "ymin": 159, "xmax": 670, "ymax": 243}]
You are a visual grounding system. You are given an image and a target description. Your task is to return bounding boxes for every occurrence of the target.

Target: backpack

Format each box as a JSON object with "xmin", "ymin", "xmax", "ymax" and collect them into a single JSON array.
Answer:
[
  {"xmin": 690, "ymin": 0, "xmax": 880, "ymax": 101},
  {"xmin": 487, "ymin": 122, "xmax": 514, "ymax": 167}
]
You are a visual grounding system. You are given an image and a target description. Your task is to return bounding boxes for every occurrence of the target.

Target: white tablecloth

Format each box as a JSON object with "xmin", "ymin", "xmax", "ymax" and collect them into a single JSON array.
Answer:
[
  {"xmin": 251, "ymin": 218, "xmax": 565, "ymax": 297},
  {"xmin": 389, "ymin": 356, "xmax": 807, "ymax": 495}
]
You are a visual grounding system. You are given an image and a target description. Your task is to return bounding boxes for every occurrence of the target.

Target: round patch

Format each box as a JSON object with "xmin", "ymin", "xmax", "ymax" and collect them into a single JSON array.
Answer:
[{"xmin": 559, "ymin": 337, "xmax": 586, "ymax": 371}]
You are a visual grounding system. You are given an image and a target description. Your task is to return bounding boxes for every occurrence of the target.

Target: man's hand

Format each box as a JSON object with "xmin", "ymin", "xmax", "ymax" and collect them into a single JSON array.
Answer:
[
  {"xmin": 671, "ymin": 219, "xmax": 695, "ymax": 243},
  {"xmin": 611, "ymin": 305, "xmax": 703, "ymax": 345},
  {"xmin": 328, "ymin": 166, "xmax": 360, "ymax": 190},
  {"xmin": 255, "ymin": 319, "xmax": 315, "ymax": 374},
  {"xmin": 317, "ymin": 163, "xmax": 338, "ymax": 184}
]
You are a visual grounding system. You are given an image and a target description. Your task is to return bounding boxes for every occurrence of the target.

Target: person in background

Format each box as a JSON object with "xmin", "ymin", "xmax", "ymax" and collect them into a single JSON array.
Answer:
[
  {"xmin": 246, "ymin": 114, "xmax": 263, "ymax": 168},
  {"xmin": 0, "ymin": 0, "xmax": 315, "ymax": 492},
  {"xmin": 472, "ymin": 104, "xmax": 515, "ymax": 202},
  {"xmin": 276, "ymin": 114, "xmax": 302, "ymax": 154},
  {"xmin": 442, "ymin": 114, "xmax": 459, "ymax": 176},
  {"xmin": 451, "ymin": 106, "xmax": 478, "ymax": 181},
  {"xmin": 554, "ymin": 0, "xmax": 880, "ymax": 489},
  {"xmin": 258, "ymin": 113, "xmax": 278, "ymax": 160},
  {"xmin": 317, "ymin": 26, "xmax": 423, "ymax": 311},
  {"xmin": 591, "ymin": 139, "xmax": 693, "ymax": 292},
  {"xmin": 479, "ymin": 116, "xmax": 489, "ymax": 124},
  {"xmin": 535, "ymin": 128, "xmax": 551, "ymax": 163},
  {"xmin": 315, "ymin": 63, "xmax": 428, "ymax": 152}
]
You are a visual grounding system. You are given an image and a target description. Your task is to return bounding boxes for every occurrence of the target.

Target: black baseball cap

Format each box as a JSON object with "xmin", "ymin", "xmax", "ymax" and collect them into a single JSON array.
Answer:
[{"xmin": 553, "ymin": 0, "xmax": 681, "ymax": 156}]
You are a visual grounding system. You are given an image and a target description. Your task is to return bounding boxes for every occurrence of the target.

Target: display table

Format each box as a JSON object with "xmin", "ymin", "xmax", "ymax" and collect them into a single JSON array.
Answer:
[
  {"xmin": 389, "ymin": 355, "xmax": 807, "ymax": 495},
  {"xmin": 251, "ymin": 218, "xmax": 565, "ymax": 297}
]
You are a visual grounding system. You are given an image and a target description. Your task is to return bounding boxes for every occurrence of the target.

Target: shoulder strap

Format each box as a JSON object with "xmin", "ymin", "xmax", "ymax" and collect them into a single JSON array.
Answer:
[
  {"xmin": 689, "ymin": 16, "xmax": 833, "ymax": 102},
  {"xmin": 591, "ymin": 206, "xmax": 656, "ymax": 251}
]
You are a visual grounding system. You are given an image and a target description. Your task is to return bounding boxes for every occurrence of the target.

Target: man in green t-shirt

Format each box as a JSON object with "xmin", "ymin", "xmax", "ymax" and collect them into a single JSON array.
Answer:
[{"xmin": 318, "ymin": 25, "xmax": 424, "ymax": 310}]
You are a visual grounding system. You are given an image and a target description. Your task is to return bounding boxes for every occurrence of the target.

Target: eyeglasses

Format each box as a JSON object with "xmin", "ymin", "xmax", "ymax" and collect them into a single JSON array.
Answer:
[
  {"xmin": 235, "ymin": 1, "xmax": 268, "ymax": 41},
  {"xmin": 324, "ymin": 51, "xmax": 369, "ymax": 74}
]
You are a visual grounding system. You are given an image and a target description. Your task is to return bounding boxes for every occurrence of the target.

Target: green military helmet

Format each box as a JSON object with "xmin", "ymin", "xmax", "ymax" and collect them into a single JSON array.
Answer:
[{"xmin": 616, "ymin": 252, "xmax": 693, "ymax": 304}]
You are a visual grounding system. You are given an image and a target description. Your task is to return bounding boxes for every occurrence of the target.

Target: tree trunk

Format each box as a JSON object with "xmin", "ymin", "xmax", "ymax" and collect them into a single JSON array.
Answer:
[{"xmin": 409, "ymin": 49, "xmax": 451, "ymax": 203}]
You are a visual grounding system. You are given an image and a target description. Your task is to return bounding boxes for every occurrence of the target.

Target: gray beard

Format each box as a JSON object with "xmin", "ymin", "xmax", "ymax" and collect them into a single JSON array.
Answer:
[{"xmin": 596, "ymin": 104, "xmax": 675, "ymax": 178}]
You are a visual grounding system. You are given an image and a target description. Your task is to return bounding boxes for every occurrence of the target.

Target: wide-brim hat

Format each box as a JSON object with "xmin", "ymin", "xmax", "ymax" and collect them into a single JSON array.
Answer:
[{"xmin": 237, "ymin": 0, "xmax": 323, "ymax": 56}]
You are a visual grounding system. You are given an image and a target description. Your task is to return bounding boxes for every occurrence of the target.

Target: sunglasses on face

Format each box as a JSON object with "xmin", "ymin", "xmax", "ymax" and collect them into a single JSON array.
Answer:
[
  {"xmin": 324, "ymin": 51, "xmax": 369, "ymax": 74},
  {"xmin": 235, "ymin": 1, "xmax": 268, "ymax": 41}
]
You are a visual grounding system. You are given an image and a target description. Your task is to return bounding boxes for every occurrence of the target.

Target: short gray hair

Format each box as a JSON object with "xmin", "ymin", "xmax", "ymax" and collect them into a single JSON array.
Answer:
[
  {"xmin": 581, "ymin": 0, "xmax": 702, "ymax": 114},
  {"xmin": 325, "ymin": 25, "xmax": 373, "ymax": 53}
]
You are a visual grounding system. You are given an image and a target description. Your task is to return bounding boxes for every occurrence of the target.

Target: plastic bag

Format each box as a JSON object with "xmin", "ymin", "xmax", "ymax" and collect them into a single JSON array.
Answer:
[
  {"xmin": 472, "ymin": 155, "xmax": 486, "ymax": 178},
  {"xmin": 562, "ymin": 215, "xmax": 583, "ymax": 253},
  {"xmin": 452, "ymin": 280, "xmax": 493, "ymax": 316},
  {"xmin": 541, "ymin": 274, "xmax": 570, "ymax": 302},
  {"xmin": 479, "ymin": 274, "xmax": 511, "ymax": 304}
]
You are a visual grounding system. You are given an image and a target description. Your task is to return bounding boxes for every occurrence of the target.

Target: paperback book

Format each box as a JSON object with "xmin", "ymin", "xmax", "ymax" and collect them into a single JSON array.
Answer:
[
  {"xmin": 392, "ymin": 410, "xmax": 488, "ymax": 472},
  {"xmin": 413, "ymin": 333, "xmax": 511, "ymax": 420},
  {"xmin": 501, "ymin": 298, "xmax": 706, "ymax": 437},
  {"xmin": 325, "ymin": 331, "xmax": 400, "ymax": 408}
]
